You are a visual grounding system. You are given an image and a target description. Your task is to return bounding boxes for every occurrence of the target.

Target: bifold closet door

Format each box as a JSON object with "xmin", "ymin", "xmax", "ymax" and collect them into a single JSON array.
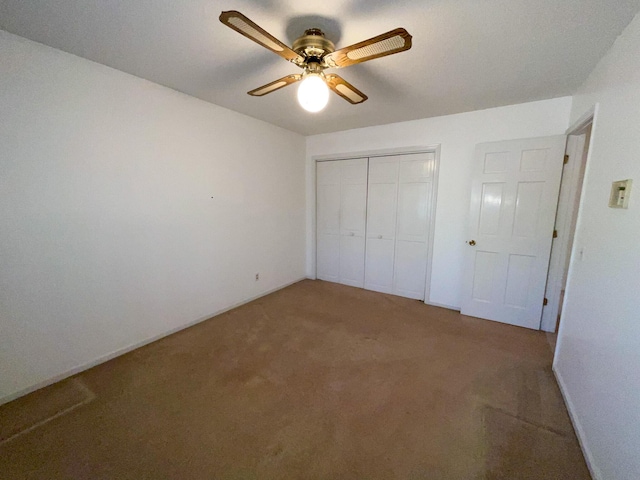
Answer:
[
  {"xmin": 339, "ymin": 159, "xmax": 368, "ymax": 287},
  {"xmin": 316, "ymin": 161, "xmax": 341, "ymax": 283},
  {"xmin": 365, "ymin": 157, "xmax": 399, "ymax": 293},
  {"xmin": 365, "ymin": 153, "xmax": 434, "ymax": 300},
  {"xmin": 394, "ymin": 153, "xmax": 433, "ymax": 299},
  {"xmin": 316, "ymin": 158, "xmax": 367, "ymax": 287}
]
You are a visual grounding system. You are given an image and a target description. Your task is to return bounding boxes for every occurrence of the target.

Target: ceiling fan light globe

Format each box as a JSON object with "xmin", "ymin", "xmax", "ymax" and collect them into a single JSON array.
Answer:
[{"xmin": 297, "ymin": 74, "xmax": 329, "ymax": 113}]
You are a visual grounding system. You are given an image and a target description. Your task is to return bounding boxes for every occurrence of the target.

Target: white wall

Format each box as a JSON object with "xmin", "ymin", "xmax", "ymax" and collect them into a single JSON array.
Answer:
[
  {"xmin": 0, "ymin": 31, "xmax": 306, "ymax": 403},
  {"xmin": 306, "ymin": 97, "xmax": 572, "ymax": 308},
  {"xmin": 554, "ymin": 13, "xmax": 640, "ymax": 480}
]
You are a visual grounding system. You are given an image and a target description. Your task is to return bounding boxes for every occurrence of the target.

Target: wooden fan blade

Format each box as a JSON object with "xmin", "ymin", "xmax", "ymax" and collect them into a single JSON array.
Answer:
[
  {"xmin": 325, "ymin": 74, "xmax": 368, "ymax": 104},
  {"xmin": 323, "ymin": 28, "xmax": 412, "ymax": 68},
  {"xmin": 248, "ymin": 74, "xmax": 302, "ymax": 96},
  {"xmin": 220, "ymin": 11, "xmax": 303, "ymax": 64}
]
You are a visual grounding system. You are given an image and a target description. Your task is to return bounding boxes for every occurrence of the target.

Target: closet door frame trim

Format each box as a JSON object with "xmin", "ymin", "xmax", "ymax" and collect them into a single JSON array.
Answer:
[{"xmin": 313, "ymin": 145, "xmax": 440, "ymax": 304}]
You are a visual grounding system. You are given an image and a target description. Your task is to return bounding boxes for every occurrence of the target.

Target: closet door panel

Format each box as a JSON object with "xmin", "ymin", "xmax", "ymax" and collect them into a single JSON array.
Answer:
[
  {"xmin": 340, "ymin": 183, "xmax": 367, "ymax": 234},
  {"xmin": 318, "ymin": 159, "xmax": 342, "ymax": 184},
  {"xmin": 365, "ymin": 157, "xmax": 399, "ymax": 293},
  {"xmin": 316, "ymin": 162, "xmax": 341, "ymax": 282},
  {"xmin": 365, "ymin": 192, "xmax": 396, "ymax": 290},
  {"xmin": 317, "ymin": 234, "xmax": 340, "ymax": 282},
  {"xmin": 399, "ymin": 152, "xmax": 435, "ymax": 182},
  {"xmin": 317, "ymin": 183, "xmax": 340, "ymax": 234},
  {"xmin": 341, "ymin": 159, "xmax": 368, "ymax": 184},
  {"xmin": 393, "ymin": 155, "xmax": 433, "ymax": 300},
  {"xmin": 366, "ymin": 183, "xmax": 397, "ymax": 236},
  {"xmin": 364, "ymin": 238, "xmax": 395, "ymax": 293},
  {"xmin": 396, "ymin": 183, "xmax": 430, "ymax": 242},
  {"xmin": 394, "ymin": 241, "xmax": 428, "ymax": 299},
  {"xmin": 369, "ymin": 158, "xmax": 399, "ymax": 183},
  {"xmin": 340, "ymin": 235, "xmax": 366, "ymax": 287},
  {"xmin": 339, "ymin": 158, "xmax": 367, "ymax": 287},
  {"xmin": 339, "ymin": 181, "xmax": 366, "ymax": 287}
]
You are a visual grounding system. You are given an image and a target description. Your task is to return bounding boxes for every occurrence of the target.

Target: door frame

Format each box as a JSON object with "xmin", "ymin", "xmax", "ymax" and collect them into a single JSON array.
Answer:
[
  {"xmin": 312, "ymin": 145, "xmax": 441, "ymax": 303},
  {"xmin": 541, "ymin": 107, "xmax": 597, "ymax": 332}
]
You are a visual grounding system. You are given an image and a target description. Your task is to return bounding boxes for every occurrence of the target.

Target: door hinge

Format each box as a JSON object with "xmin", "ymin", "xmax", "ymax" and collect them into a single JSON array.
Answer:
[
  {"xmin": 543, "ymin": 298, "xmax": 548, "ymax": 306},
  {"xmin": 553, "ymin": 229, "xmax": 558, "ymax": 238},
  {"xmin": 564, "ymin": 154, "xmax": 569, "ymax": 164}
]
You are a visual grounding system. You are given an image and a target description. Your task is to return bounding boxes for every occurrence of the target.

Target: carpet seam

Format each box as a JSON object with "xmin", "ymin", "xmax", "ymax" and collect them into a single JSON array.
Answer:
[{"xmin": 0, "ymin": 379, "xmax": 95, "ymax": 446}]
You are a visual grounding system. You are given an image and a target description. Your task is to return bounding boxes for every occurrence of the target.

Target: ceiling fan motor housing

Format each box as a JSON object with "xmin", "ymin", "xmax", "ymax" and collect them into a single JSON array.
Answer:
[{"xmin": 293, "ymin": 28, "xmax": 335, "ymax": 64}]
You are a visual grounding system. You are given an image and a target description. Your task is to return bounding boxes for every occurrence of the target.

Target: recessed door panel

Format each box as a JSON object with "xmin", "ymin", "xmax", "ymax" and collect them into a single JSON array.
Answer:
[
  {"xmin": 512, "ymin": 181, "xmax": 544, "ymax": 238},
  {"xmin": 341, "ymin": 183, "xmax": 367, "ymax": 234},
  {"xmin": 397, "ymin": 183, "xmax": 429, "ymax": 242},
  {"xmin": 471, "ymin": 251, "xmax": 498, "ymax": 302},
  {"xmin": 369, "ymin": 158, "xmax": 399, "ymax": 183},
  {"xmin": 365, "ymin": 238, "xmax": 395, "ymax": 293},
  {"xmin": 483, "ymin": 151, "xmax": 509, "ymax": 174},
  {"xmin": 367, "ymin": 183, "xmax": 397, "ymax": 236},
  {"xmin": 317, "ymin": 160, "xmax": 341, "ymax": 185},
  {"xmin": 399, "ymin": 153, "xmax": 434, "ymax": 182},
  {"xmin": 478, "ymin": 183, "xmax": 505, "ymax": 236},
  {"xmin": 504, "ymin": 254, "xmax": 535, "ymax": 308},
  {"xmin": 520, "ymin": 148, "xmax": 549, "ymax": 172},
  {"xmin": 340, "ymin": 234, "xmax": 366, "ymax": 288},
  {"xmin": 394, "ymin": 240, "xmax": 428, "ymax": 300},
  {"xmin": 341, "ymin": 159, "xmax": 368, "ymax": 183},
  {"xmin": 317, "ymin": 184, "xmax": 340, "ymax": 234},
  {"xmin": 317, "ymin": 234, "xmax": 339, "ymax": 282}
]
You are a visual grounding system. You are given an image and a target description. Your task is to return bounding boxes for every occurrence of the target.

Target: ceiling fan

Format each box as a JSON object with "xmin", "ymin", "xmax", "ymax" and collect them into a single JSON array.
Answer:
[{"xmin": 219, "ymin": 11, "xmax": 412, "ymax": 112}]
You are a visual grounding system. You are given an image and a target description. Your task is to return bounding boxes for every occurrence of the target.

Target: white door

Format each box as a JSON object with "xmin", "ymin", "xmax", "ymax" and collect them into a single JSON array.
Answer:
[
  {"xmin": 365, "ymin": 157, "xmax": 399, "ymax": 293},
  {"xmin": 364, "ymin": 153, "xmax": 434, "ymax": 300},
  {"xmin": 339, "ymin": 159, "xmax": 368, "ymax": 287},
  {"xmin": 316, "ymin": 158, "xmax": 368, "ymax": 288},
  {"xmin": 394, "ymin": 154, "xmax": 433, "ymax": 299},
  {"xmin": 316, "ymin": 161, "xmax": 341, "ymax": 282},
  {"xmin": 541, "ymin": 133, "xmax": 588, "ymax": 332},
  {"xmin": 460, "ymin": 136, "xmax": 566, "ymax": 329}
]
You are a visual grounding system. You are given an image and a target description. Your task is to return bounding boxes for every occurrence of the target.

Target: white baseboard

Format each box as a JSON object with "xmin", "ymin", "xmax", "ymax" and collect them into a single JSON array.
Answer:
[
  {"xmin": 553, "ymin": 364, "xmax": 601, "ymax": 480},
  {"xmin": 0, "ymin": 277, "xmax": 307, "ymax": 406}
]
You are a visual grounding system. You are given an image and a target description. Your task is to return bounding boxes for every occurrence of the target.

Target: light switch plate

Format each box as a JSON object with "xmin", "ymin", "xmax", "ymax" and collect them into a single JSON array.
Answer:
[{"xmin": 609, "ymin": 179, "xmax": 632, "ymax": 209}]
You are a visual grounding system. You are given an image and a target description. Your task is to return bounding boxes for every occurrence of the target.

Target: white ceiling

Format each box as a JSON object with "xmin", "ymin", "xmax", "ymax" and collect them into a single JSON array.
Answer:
[{"xmin": 1, "ymin": 1, "xmax": 639, "ymax": 135}]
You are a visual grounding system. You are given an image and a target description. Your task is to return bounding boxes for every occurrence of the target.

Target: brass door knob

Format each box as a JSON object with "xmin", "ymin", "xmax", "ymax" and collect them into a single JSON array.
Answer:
[{"xmin": 468, "ymin": 240, "xmax": 476, "ymax": 246}]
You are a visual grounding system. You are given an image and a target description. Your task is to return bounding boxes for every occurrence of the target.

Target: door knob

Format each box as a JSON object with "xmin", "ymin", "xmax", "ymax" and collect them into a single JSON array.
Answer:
[
  {"xmin": 349, "ymin": 232, "xmax": 354, "ymax": 236},
  {"xmin": 378, "ymin": 235, "xmax": 382, "ymax": 239},
  {"xmin": 468, "ymin": 240, "xmax": 476, "ymax": 246}
]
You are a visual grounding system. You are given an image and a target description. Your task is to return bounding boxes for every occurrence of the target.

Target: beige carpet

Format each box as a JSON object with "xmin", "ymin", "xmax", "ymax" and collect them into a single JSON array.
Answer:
[{"xmin": 0, "ymin": 280, "xmax": 590, "ymax": 479}]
